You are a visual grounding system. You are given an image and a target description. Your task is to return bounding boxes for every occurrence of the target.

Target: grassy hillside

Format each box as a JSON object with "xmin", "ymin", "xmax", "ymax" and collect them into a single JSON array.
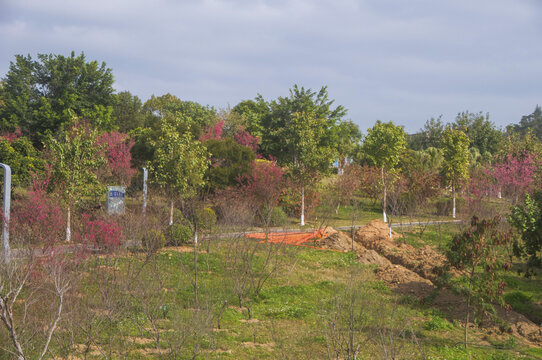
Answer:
[{"xmin": 2, "ymin": 228, "xmax": 538, "ymax": 359}]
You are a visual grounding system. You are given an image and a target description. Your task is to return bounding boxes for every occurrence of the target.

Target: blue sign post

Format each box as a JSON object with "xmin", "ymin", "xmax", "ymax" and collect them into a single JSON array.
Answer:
[
  {"xmin": 0, "ymin": 163, "xmax": 11, "ymax": 263},
  {"xmin": 106, "ymin": 186, "xmax": 126, "ymax": 215}
]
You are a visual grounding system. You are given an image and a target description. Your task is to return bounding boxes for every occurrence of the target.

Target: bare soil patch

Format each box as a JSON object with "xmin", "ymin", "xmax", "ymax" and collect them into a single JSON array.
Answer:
[
  {"xmin": 354, "ymin": 220, "xmax": 447, "ymax": 283},
  {"xmin": 317, "ymin": 221, "xmax": 542, "ymax": 345}
]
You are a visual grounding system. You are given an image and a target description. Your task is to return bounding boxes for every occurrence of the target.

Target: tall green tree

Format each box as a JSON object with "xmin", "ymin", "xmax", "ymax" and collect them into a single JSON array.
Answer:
[
  {"xmin": 231, "ymin": 98, "xmax": 270, "ymax": 140},
  {"xmin": 249, "ymin": 85, "xmax": 344, "ymax": 225},
  {"xmin": 454, "ymin": 111, "xmax": 503, "ymax": 156},
  {"xmin": 284, "ymin": 111, "xmax": 336, "ymax": 225},
  {"xmin": 142, "ymin": 94, "xmax": 216, "ymax": 139},
  {"xmin": 362, "ymin": 120, "xmax": 406, "ymax": 223},
  {"xmin": 45, "ymin": 119, "xmax": 106, "ymax": 242},
  {"xmin": 149, "ymin": 114, "xmax": 209, "ymax": 226},
  {"xmin": 0, "ymin": 136, "xmax": 42, "ymax": 186},
  {"xmin": 131, "ymin": 94, "xmax": 216, "ymax": 168},
  {"xmin": 204, "ymin": 138, "xmax": 255, "ymax": 192},
  {"xmin": 441, "ymin": 127, "xmax": 470, "ymax": 219},
  {"xmin": 408, "ymin": 116, "xmax": 444, "ymax": 150},
  {"xmin": 112, "ymin": 91, "xmax": 144, "ymax": 132},
  {"xmin": 259, "ymin": 85, "xmax": 346, "ymax": 162},
  {"xmin": 0, "ymin": 52, "xmax": 115, "ymax": 144},
  {"xmin": 514, "ymin": 105, "xmax": 542, "ymax": 140},
  {"xmin": 509, "ymin": 192, "xmax": 542, "ymax": 270}
]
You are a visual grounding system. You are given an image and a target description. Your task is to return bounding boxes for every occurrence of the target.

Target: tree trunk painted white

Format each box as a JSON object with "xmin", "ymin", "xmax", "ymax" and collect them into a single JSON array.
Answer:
[
  {"xmin": 300, "ymin": 186, "xmax": 305, "ymax": 226},
  {"xmin": 452, "ymin": 185, "xmax": 456, "ymax": 219},
  {"xmin": 388, "ymin": 225, "xmax": 392, "ymax": 238},
  {"xmin": 65, "ymin": 206, "xmax": 71, "ymax": 242},
  {"xmin": 498, "ymin": 190, "xmax": 502, "ymax": 199},
  {"xmin": 381, "ymin": 167, "xmax": 387, "ymax": 223},
  {"xmin": 193, "ymin": 222, "xmax": 199, "ymax": 308},
  {"xmin": 169, "ymin": 200, "xmax": 174, "ymax": 226}
]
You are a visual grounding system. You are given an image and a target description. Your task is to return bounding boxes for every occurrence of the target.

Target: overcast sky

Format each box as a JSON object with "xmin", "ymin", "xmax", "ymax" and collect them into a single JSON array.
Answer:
[{"xmin": 1, "ymin": 0, "xmax": 541, "ymax": 133}]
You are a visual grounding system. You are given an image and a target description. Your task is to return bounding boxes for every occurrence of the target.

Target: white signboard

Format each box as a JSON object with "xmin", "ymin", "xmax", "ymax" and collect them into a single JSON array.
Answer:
[{"xmin": 107, "ymin": 186, "xmax": 125, "ymax": 215}]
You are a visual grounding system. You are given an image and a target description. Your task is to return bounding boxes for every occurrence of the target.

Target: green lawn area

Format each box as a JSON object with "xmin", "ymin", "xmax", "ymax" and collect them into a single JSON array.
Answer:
[{"xmin": 7, "ymin": 235, "xmax": 534, "ymax": 359}]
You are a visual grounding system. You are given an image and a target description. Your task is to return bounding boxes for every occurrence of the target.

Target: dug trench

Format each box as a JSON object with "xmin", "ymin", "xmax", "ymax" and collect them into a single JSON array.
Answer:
[{"xmin": 306, "ymin": 220, "xmax": 542, "ymax": 347}]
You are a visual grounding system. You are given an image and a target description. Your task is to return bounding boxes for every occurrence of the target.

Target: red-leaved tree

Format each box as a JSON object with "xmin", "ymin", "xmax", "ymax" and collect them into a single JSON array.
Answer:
[
  {"xmin": 234, "ymin": 128, "xmax": 260, "ymax": 153},
  {"xmin": 199, "ymin": 120, "xmax": 224, "ymax": 142},
  {"xmin": 97, "ymin": 131, "xmax": 136, "ymax": 186},
  {"xmin": 492, "ymin": 152, "xmax": 537, "ymax": 203}
]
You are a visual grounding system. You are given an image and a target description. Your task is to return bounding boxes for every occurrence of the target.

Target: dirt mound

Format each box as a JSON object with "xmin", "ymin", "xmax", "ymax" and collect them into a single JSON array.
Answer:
[
  {"xmin": 351, "ymin": 221, "xmax": 542, "ymax": 345},
  {"xmin": 354, "ymin": 220, "xmax": 447, "ymax": 283},
  {"xmin": 314, "ymin": 224, "xmax": 542, "ymax": 345},
  {"xmin": 354, "ymin": 220, "xmax": 401, "ymax": 244},
  {"xmin": 357, "ymin": 249, "xmax": 390, "ymax": 266},
  {"xmin": 377, "ymin": 263, "xmax": 435, "ymax": 298},
  {"xmin": 498, "ymin": 306, "xmax": 542, "ymax": 344},
  {"xmin": 318, "ymin": 229, "xmax": 365, "ymax": 252}
]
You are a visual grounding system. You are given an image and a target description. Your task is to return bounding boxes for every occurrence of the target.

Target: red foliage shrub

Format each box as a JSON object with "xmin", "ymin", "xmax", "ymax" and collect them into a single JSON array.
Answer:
[
  {"xmin": 76, "ymin": 214, "xmax": 123, "ymax": 250},
  {"xmin": 200, "ymin": 120, "xmax": 224, "ymax": 142},
  {"xmin": 235, "ymin": 129, "xmax": 260, "ymax": 152},
  {"xmin": 10, "ymin": 171, "xmax": 64, "ymax": 246},
  {"xmin": 0, "ymin": 127, "xmax": 23, "ymax": 143}
]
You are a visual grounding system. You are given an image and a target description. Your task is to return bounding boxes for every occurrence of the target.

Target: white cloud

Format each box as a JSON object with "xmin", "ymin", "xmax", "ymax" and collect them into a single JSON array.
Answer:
[{"xmin": 1, "ymin": 0, "xmax": 541, "ymax": 131}]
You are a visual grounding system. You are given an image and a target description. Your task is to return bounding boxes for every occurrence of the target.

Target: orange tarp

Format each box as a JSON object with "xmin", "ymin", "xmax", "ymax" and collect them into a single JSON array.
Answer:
[{"xmin": 245, "ymin": 230, "xmax": 323, "ymax": 246}]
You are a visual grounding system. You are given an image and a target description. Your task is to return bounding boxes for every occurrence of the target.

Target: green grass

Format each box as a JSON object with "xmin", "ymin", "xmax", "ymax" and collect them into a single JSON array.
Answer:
[
  {"xmin": 502, "ymin": 274, "xmax": 542, "ymax": 324},
  {"xmin": 400, "ymin": 222, "xmax": 462, "ymax": 248},
  {"xmin": 23, "ymin": 239, "xmax": 535, "ymax": 359}
]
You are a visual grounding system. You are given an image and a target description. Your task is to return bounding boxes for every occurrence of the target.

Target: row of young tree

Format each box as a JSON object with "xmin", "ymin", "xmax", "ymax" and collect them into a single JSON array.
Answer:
[
  {"xmin": 0, "ymin": 51, "xmax": 541, "ymax": 265},
  {"xmin": 0, "ymin": 51, "xmax": 542, "ymax": 358}
]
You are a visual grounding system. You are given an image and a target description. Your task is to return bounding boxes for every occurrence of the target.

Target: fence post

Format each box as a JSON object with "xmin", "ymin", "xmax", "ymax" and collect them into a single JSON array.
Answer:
[{"xmin": 1, "ymin": 163, "xmax": 11, "ymax": 263}]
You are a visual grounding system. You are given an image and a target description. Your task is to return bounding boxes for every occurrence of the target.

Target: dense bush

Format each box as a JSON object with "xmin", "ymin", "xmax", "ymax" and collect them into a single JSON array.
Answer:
[
  {"xmin": 204, "ymin": 138, "xmax": 255, "ymax": 191},
  {"xmin": 142, "ymin": 229, "xmax": 166, "ymax": 252},
  {"xmin": 270, "ymin": 206, "xmax": 287, "ymax": 226},
  {"xmin": 167, "ymin": 224, "xmax": 193, "ymax": 246},
  {"xmin": 196, "ymin": 207, "xmax": 217, "ymax": 230},
  {"xmin": 78, "ymin": 214, "xmax": 124, "ymax": 251}
]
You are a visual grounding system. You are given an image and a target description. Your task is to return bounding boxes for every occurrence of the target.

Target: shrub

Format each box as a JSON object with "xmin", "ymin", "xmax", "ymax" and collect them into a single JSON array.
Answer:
[
  {"xmin": 11, "ymin": 187, "xmax": 63, "ymax": 246},
  {"xmin": 167, "ymin": 224, "xmax": 193, "ymax": 246},
  {"xmin": 78, "ymin": 214, "xmax": 123, "ymax": 250},
  {"xmin": 196, "ymin": 207, "xmax": 217, "ymax": 230},
  {"xmin": 142, "ymin": 229, "xmax": 166, "ymax": 252},
  {"xmin": 424, "ymin": 316, "xmax": 453, "ymax": 331},
  {"xmin": 270, "ymin": 207, "xmax": 287, "ymax": 226}
]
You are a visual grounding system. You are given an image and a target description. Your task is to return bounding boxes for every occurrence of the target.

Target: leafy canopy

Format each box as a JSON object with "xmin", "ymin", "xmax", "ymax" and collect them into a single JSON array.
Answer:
[
  {"xmin": 509, "ymin": 192, "xmax": 542, "ymax": 269},
  {"xmin": 1, "ymin": 52, "xmax": 115, "ymax": 144},
  {"xmin": 204, "ymin": 138, "xmax": 255, "ymax": 191},
  {"xmin": 45, "ymin": 119, "xmax": 106, "ymax": 205},
  {"xmin": 362, "ymin": 120, "xmax": 406, "ymax": 171},
  {"xmin": 441, "ymin": 127, "xmax": 470, "ymax": 188},
  {"xmin": 259, "ymin": 85, "xmax": 346, "ymax": 163},
  {"xmin": 150, "ymin": 114, "xmax": 209, "ymax": 199}
]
